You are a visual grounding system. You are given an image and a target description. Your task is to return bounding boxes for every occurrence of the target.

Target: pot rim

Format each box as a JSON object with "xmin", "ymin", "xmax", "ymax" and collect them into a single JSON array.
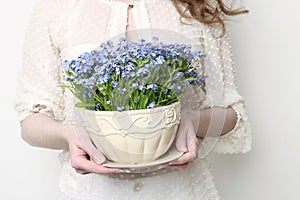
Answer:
[{"xmin": 79, "ymin": 101, "xmax": 181, "ymax": 116}]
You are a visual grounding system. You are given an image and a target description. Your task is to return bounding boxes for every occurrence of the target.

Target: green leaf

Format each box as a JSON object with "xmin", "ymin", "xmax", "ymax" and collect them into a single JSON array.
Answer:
[
  {"xmin": 97, "ymin": 85, "xmax": 107, "ymax": 96},
  {"xmin": 75, "ymin": 102, "xmax": 95, "ymax": 108},
  {"xmin": 185, "ymin": 77, "xmax": 198, "ymax": 81},
  {"xmin": 141, "ymin": 58, "xmax": 150, "ymax": 65},
  {"xmin": 59, "ymin": 84, "xmax": 73, "ymax": 89},
  {"xmin": 166, "ymin": 59, "xmax": 170, "ymax": 65},
  {"xmin": 132, "ymin": 58, "xmax": 138, "ymax": 65},
  {"xmin": 178, "ymin": 59, "xmax": 183, "ymax": 68},
  {"xmin": 139, "ymin": 94, "xmax": 149, "ymax": 109},
  {"xmin": 65, "ymin": 71, "xmax": 74, "ymax": 77}
]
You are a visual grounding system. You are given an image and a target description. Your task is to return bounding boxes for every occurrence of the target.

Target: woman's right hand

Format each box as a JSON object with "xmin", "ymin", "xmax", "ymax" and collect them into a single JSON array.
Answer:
[{"xmin": 64, "ymin": 125, "xmax": 120, "ymax": 175}]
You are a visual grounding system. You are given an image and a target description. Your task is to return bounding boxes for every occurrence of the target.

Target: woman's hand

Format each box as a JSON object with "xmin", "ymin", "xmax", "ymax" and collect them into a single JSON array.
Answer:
[
  {"xmin": 168, "ymin": 111, "xmax": 199, "ymax": 169},
  {"xmin": 21, "ymin": 113, "xmax": 119, "ymax": 174},
  {"xmin": 64, "ymin": 125, "xmax": 120, "ymax": 175}
]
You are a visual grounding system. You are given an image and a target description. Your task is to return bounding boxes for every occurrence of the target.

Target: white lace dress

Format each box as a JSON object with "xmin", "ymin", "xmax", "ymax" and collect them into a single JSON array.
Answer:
[{"xmin": 15, "ymin": 0, "xmax": 252, "ymax": 199}]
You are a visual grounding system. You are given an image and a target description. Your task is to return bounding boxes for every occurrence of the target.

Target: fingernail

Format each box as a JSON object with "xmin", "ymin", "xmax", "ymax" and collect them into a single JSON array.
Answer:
[
  {"xmin": 178, "ymin": 147, "xmax": 187, "ymax": 152},
  {"xmin": 118, "ymin": 169, "xmax": 131, "ymax": 173},
  {"xmin": 169, "ymin": 161, "xmax": 176, "ymax": 165},
  {"xmin": 94, "ymin": 157, "xmax": 105, "ymax": 165},
  {"xmin": 158, "ymin": 163, "xmax": 168, "ymax": 169}
]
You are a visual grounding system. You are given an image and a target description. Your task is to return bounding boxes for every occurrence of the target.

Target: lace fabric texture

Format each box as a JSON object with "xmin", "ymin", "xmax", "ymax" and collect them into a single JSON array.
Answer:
[{"xmin": 15, "ymin": 0, "xmax": 252, "ymax": 199}]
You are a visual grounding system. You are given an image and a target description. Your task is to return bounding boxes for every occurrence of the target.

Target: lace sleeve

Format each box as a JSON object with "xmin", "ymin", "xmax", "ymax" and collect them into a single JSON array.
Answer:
[
  {"xmin": 199, "ymin": 27, "xmax": 252, "ymax": 155},
  {"xmin": 215, "ymin": 30, "xmax": 252, "ymax": 153},
  {"xmin": 213, "ymin": 30, "xmax": 252, "ymax": 154},
  {"xmin": 14, "ymin": 0, "xmax": 64, "ymax": 122}
]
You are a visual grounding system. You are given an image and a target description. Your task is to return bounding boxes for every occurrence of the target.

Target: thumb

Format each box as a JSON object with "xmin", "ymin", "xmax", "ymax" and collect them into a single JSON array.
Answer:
[
  {"xmin": 73, "ymin": 126, "xmax": 106, "ymax": 164},
  {"xmin": 175, "ymin": 121, "xmax": 188, "ymax": 152},
  {"xmin": 87, "ymin": 145, "xmax": 106, "ymax": 165}
]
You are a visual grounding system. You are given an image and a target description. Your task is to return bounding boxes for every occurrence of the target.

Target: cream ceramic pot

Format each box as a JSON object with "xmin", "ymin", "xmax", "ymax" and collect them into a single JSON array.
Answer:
[{"xmin": 79, "ymin": 102, "xmax": 181, "ymax": 164}]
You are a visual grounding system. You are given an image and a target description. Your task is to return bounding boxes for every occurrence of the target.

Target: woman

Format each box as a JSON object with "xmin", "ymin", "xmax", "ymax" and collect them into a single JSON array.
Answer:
[{"xmin": 15, "ymin": 0, "xmax": 252, "ymax": 199}]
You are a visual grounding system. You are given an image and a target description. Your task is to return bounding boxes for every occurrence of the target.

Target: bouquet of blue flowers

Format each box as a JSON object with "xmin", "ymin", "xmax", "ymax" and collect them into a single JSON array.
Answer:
[
  {"xmin": 61, "ymin": 37, "xmax": 207, "ymax": 165},
  {"xmin": 62, "ymin": 37, "xmax": 206, "ymax": 112}
]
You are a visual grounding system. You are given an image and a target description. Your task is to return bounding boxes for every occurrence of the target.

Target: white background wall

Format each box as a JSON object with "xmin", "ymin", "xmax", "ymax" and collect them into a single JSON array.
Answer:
[{"xmin": 0, "ymin": 0, "xmax": 299, "ymax": 199}]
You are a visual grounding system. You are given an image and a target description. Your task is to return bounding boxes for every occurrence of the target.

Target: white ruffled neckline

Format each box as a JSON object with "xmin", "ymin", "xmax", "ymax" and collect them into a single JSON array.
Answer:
[{"xmin": 97, "ymin": 0, "xmax": 154, "ymax": 5}]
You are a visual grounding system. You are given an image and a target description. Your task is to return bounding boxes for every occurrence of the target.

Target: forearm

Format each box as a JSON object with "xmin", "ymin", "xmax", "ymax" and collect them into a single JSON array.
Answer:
[
  {"xmin": 20, "ymin": 113, "xmax": 69, "ymax": 150},
  {"xmin": 196, "ymin": 106, "xmax": 237, "ymax": 138}
]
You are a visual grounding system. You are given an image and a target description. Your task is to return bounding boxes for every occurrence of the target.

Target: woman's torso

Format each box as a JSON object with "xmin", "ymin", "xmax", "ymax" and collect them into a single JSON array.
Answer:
[{"xmin": 51, "ymin": 1, "xmax": 223, "ymax": 199}]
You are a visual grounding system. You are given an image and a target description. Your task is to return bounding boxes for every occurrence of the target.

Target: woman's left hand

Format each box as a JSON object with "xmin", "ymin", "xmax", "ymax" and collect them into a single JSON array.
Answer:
[{"xmin": 168, "ymin": 111, "xmax": 199, "ymax": 169}]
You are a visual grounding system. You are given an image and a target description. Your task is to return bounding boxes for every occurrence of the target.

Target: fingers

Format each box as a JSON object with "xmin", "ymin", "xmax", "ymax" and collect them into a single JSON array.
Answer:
[
  {"xmin": 88, "ymin": 147, "xmax": 106, "ymax": 165},
  {"xmin": 170, "ymin": 147, "xmax": 197, "ymax": 166},
  {"xmin": 171, "ymin": 127, "xmax": 198, "ymax": 166},
  {"xmin": 71, "ymin": 156, "xmax": 120, "ymax": 174},
  {"xmin": 186, "ymin": 127, "xmax": 199, "ymax": 158},
  {"xmin": 167, "ymin": 163, "xmax": 189, "ymax": 170},
  {"xmin": 75, "ymin": 169, "xmax": 89, "ymax": 175},
  {"xmin": 69, "ymin": 142, "xmax": 119, "ymax": 175},
  {"xmin": 67, "ymin": 126, "xmax": 119, "ymax": 175},
  {"xmin": 72, "ymin": 126, "xmax": 106, "ymax": 164},
  {"xmin": 175, "ymin": 120, "xmax": 188, "ymax": 152}
]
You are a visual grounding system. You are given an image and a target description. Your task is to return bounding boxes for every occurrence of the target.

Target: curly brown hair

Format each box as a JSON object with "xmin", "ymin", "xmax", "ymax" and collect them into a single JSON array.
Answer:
[{"xmin": 172, "ymin": 0, "xmax": 248, "ymax": 35}]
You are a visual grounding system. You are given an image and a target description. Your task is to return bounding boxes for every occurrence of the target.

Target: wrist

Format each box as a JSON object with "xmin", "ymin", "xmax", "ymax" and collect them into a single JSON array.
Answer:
[
  {"xmin": 61, "ymin": 124, "xmax": 75, "ymax": 149},
  {"xmin": 220, "ymin": 106, "xmax": 238, "ymax": 135},
  {"xmin": 197, "ymin": 106, "xmax": 238, "ymax": 137}
]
